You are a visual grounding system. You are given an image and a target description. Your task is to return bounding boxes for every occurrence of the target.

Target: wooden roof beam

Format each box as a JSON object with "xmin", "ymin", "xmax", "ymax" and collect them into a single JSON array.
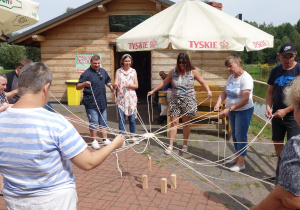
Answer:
[
  {"xmin": 98, "ymin": 5, "xmax": 107, "ymax": 13},
  {"xmin": 32, "ymin": 35, "xmax": 46, "ymax": 42},
  {"xmin": 156, "ymin": 3, "xmax": 161, "ymax": 12}
]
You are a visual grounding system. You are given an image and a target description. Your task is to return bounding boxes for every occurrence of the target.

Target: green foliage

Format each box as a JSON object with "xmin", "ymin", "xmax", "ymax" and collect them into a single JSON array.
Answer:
[
  {"xmin": 0, "ymin": 70, "xmax": 13, "ymax": 74},
  {"xmin": 0, "ymin": 43, "xmax": 26, "ymax": 69},
  {"xmin": 25, "ymin": 46, "xmax": 41, "ymax": 62},
  {"xmin": 0, "ymin": 43, "xmax": 41, "ymax": 69},
  {"xmin": 235, "ymin": 20, "xmax": 300, "ymax": 64},
  {"xmin": 65, "ymin": 7, "xmax": 74, "ymax": 13}
]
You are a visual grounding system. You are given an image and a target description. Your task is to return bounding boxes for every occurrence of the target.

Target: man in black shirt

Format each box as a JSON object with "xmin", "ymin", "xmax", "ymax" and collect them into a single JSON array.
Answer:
[
  {"xmin": 5, "ymin": 59, "xmax": 32, "ymax": 103},
  {"xmin": 265, "ymin": 42, "xmax": 300, "ymax": 181}
]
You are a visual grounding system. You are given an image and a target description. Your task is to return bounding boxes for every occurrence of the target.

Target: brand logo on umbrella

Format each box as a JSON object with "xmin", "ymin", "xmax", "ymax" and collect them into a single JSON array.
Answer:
[
  {"xmin": 0, "ymin": 0, "xmax": 22, "ymax": 10},
  {"xmin": 150, "ymin": 39, "xmax": 157, "ymax": 48},
  {"xmin": 219, "ymin": 40, "xmax": 229, "ymax": 49},
  {"xmin": 252, "ymin": 40, "xmax": 270, "ymax": 49},
  {"xmin": 13, "ymin": 15, "xmax": 30, "ymax": 27}
]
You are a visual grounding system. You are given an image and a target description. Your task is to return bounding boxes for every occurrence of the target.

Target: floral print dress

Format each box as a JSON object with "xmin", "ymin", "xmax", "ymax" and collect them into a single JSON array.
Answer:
[{"xmin": 116, "ymin": 67, "xmax": 138, "ymax": 117}]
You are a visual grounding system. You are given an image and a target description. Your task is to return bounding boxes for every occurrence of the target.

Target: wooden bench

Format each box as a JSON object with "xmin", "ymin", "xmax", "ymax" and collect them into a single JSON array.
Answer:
[{"xmin": 158, "ymin": 85, "xmax": 231, "ymax": 139}]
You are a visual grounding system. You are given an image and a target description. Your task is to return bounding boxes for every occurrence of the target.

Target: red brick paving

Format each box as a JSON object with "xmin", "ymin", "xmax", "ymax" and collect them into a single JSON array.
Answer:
[{"xmin": 0, "ymin": 115, "xmax": 236, "ymax": 209}]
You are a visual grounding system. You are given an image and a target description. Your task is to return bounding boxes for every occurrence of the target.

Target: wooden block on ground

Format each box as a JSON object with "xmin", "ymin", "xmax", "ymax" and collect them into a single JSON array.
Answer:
[
  {"xmin": 171, "ymin": 174, "xmax": 177, "ymax": 189},
  {"xmin": 148, "ymin": 156, "xmax": 152, "ymax": 171},
  {"xmin": 161, "ymin": 178, "xmax": 167, "ymax": 194},
  {"xmin": 142, "ymin": 175, "xmax": 148, "ymax": 190}
]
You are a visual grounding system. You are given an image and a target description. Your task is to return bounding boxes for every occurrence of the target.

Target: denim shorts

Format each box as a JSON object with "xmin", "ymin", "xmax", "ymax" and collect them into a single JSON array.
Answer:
[
  {"xmin": 272, "ymin": 115, "xmax": 300, "ymax": 141},
  {"xmin": 85, "ymin": 108, "xmax": 107, "ymax": 130}
]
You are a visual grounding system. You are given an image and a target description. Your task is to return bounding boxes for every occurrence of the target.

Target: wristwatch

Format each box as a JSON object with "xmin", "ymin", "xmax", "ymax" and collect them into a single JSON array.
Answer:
[{"xmin": 229, "ymin": 107, "xmax": 232, "ymax": 112}]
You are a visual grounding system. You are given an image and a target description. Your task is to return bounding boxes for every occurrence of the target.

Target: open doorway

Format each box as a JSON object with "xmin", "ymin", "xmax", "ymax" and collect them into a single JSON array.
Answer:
[{"xmin": 113, "ymin": 47, "xmax": 151, "ymax": 103}]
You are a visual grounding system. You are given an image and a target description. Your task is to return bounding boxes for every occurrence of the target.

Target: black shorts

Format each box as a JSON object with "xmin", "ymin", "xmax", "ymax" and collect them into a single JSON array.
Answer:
[
  {"xmin": 169, "ymin": 97, "xmax": 197, "ymax": 117},
  {"xmin": 272, "ymin": 115, "xmax": 300, "ymax": 141}
]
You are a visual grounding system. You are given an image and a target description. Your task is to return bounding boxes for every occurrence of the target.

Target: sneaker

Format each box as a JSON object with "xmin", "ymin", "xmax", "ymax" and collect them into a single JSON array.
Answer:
[
  {"xmin": 91, "ymin": 140, "xmax": 100, "ymax": 150},
  {"xmin": 267, "ymin": 176, "xmax": 276, "ymax": 182},
  {"xmin": 229, "ymin": 165, "xmax": 245, "ymax": 172},
  {"xmin": 103, "ymin": 139, "xmax": 112, "ymax": 145},
  {"xmin": 132, "ymin": 137, "xmax": 139, "ymax": 145}
]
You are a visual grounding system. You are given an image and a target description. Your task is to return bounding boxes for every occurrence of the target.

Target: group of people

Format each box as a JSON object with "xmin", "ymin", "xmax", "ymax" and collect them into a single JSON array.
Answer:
[
  {"xmin": 1, "ymin": 42, "xmax": 300, "ymax": 208},
  {"xmin": 148, "ymin": 52, "xmax": 252, "ymax": 172},
  {"xmin": 76, "ymin": 54, "xmax": 139, "ymax": 150},
  {"xmin": 148, "ymin": 44, "xmax": 300, "ymax": 209}
]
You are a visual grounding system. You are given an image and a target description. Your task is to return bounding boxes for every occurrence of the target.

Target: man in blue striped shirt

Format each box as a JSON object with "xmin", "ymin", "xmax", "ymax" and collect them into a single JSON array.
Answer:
[{"xmin": 0, "ymin": 63, "xmax": 124, "ymax": 209}]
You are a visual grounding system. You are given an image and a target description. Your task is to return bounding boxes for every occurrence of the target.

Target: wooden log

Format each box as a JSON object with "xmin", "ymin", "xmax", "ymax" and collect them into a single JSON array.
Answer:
[
  {"xmin": 171, "ymin": 174, "xmax": 177, "ymax": 189},
  {"xmin": 142, "ymin": 175, "xmax": 148, "ymax": 190},
  {"xmin": 148, "ymin": 156, "xmax": 152, "ymax": 171},
  {"xmin": 161, "ymin": 178, "xmax": 167, "ymax": 194}
]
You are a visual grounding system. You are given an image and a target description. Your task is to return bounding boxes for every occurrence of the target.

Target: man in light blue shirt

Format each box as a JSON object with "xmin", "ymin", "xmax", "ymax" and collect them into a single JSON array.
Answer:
[{"xmin": 0, "ymin": 62, "xmax": 124, "ymax": 209}]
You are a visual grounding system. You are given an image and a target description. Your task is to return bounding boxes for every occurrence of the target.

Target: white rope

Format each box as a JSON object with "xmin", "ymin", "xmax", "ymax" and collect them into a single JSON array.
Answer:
[{"xmin": 49, "ymin": 90, "xmax": 275, "ymax": 209}]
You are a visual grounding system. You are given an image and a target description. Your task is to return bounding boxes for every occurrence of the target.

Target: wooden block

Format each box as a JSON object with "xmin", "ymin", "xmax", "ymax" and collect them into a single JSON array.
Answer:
[
  {"xmin": 171, "ymin": 174, "xmax": 177, "ymax": 189},
  {"xmin": 148, "ymin": 156, "xmax": 152, "ymax": 171},
  {"xmin": 142, "ymin": 175, "xmax": 148, "ymax": 190},
  {"xmin": 161, "ymin": 178, "xmax": 167, "ymax": 194}
]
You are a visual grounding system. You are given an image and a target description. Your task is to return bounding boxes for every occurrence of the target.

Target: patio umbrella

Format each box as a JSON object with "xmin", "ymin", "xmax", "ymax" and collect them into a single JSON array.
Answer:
[
  {"xmin": 0, "ymin": 0, "xmax": 39, "ymax": 35},
  {"xmin": 116, "ymin": 0, "xmax": 273, "ymax": 52}
]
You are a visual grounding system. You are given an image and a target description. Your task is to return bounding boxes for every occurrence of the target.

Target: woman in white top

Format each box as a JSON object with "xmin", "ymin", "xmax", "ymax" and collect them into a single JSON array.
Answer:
[{"xmin": 214, "ymin": 55, "xmax": 254, "ymax": 172}]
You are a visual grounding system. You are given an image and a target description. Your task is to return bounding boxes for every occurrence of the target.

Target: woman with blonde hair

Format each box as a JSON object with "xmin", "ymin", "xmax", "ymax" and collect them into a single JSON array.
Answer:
[{"xmin": 214, "ymin": 55, "xmax": 254, "ymax": 172}]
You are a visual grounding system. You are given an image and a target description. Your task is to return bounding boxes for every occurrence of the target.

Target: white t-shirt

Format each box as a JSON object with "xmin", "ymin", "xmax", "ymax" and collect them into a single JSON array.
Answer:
[{"xmin": 225, "ymin": 71, "xmax": 254, "ymax": 111}]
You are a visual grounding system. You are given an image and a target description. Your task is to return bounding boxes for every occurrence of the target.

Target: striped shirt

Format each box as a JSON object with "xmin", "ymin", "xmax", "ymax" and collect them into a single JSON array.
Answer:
[{"xmin": 0, "ymin": 107, "xmax": 87, "ymax": 196}]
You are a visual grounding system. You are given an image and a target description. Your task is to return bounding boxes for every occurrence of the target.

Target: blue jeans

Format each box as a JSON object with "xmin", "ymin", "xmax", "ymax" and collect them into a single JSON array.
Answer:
[
  {"xmin": 228, "ymin": 107, "xmax": 254, "ymax": 156},
  {"xmin": 118, "ymin": 108, "xmax": 136, "ymax": 135},
  {"xmin": 85, "ymin": 108, "xmax": 107, "ymax": 130}
]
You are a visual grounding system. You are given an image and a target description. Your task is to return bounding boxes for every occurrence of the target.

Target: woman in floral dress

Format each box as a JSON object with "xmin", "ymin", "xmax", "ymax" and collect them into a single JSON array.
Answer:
[{"xmin": 114, "ymin": 54, "xmax": 139, "ymax": 144}]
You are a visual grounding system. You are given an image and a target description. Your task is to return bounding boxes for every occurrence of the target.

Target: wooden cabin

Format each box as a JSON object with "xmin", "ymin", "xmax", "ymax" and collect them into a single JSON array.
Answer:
[{"xmin": 8, "ymin": 0, "xmax": 230, "ymax": 103}]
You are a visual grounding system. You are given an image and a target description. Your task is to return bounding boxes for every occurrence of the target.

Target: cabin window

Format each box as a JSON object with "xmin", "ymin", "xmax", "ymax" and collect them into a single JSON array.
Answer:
[{"xmin": 109, "ymin": 15, "xmax": 151, "ymax": 32}]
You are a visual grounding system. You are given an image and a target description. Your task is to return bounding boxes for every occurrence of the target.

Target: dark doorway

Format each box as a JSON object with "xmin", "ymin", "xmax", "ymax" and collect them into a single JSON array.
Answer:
[{"xmin": 114, "ymin": 47, "xmax": 151, "ymax": 103}]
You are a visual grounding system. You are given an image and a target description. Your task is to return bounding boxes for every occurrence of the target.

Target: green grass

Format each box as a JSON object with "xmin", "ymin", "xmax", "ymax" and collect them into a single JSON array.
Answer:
[
  {"xmin": 244, "ymin": 64, "xmax": 261, "ymax": 74},
  {"xmin": 253, "ymin": 182, "xmax": 261, "ymax": 188},
  {"xmin": 249, "ymin": 117, "xmax": 272, "ymax": 140},
  {"xmin": 0, "ymin": 69, "xmax": 13, "ymax": 74},
  {"xmin": 223, "ymin": 202, "xmax": 232, "ymax": 208},
  {"xmin": 230, "ymin": 183, "xmax": 243, "ymax": 190}
]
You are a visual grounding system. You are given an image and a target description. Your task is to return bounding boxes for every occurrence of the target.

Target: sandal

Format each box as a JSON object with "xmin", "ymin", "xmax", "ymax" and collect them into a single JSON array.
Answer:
[
  {"xmin": 181, "ymin": 145, "xmax": 188, "ymax": 153},
  {"xmin": 165, "ymin": 146, "xmax": 173, "ymax": 155}
]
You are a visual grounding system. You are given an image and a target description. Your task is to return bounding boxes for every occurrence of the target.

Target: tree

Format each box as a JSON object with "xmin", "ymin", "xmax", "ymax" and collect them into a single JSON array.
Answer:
[
  {"xmin": 25, "ymin": 46, "xmax": 41, "ymax": 62},
  {"xmin": 66, "ymin": 7, "xmax": 74, "ymax": 13},
  {"xmin": 0, "ymin": 43, "xmax": 26, "ymax": 69}
]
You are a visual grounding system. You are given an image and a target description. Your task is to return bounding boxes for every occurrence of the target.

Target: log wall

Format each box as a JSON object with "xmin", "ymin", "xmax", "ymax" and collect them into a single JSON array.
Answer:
[{"xmin": 40, "ymin": 0, "xmax": 229, "ymax": 102}]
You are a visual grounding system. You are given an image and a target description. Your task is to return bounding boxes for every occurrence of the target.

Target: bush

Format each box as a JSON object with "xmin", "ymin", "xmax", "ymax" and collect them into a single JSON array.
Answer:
[{"xmin": 0, "ymin": 43, "xmax": 26, "ymax": 69}]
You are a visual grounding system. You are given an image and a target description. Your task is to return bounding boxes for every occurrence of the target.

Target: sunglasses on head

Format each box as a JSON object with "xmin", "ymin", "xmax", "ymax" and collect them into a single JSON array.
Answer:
[{"xmin": 178, "ymin": 61, "xmax": 186, "ymax": 64}]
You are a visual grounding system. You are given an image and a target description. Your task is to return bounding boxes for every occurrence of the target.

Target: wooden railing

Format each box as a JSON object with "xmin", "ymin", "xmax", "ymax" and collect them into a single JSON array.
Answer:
[{"xmin": 253, "ymin": 80, "xmax": 271, "ymax": 128}]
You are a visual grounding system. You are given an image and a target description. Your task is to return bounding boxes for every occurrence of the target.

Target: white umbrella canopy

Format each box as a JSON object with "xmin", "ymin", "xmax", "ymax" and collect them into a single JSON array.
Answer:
[
  {"xmin": 117, "ymin": 0, "xmax": 273, "ymax": 52},
  {"xmin": 0, "ymin": 0, "xmax": 39, "ymax": 35}
]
